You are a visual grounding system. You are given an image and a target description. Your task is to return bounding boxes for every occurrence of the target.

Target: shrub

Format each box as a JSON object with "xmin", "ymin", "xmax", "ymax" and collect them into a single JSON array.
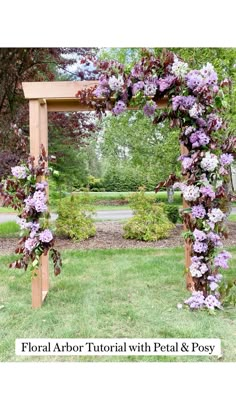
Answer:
[
  {"xmin": 163, "ymin": 204, "xmax": 180, "ymax": 224},
  {"xmin": 56, "ymin": 193, "xmax": 96, "ymax": 241},
  {"xmin": 123, "ymin": 188, "xmax": 174, "ymax": 241}
]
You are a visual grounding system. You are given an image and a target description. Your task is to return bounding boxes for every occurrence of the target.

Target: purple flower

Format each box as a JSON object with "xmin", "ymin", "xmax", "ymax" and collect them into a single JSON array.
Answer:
[
  {"xmin": 39, "ymin": 229, "xmax": 53, "ymax": 243},
  {"xmin": 11, "ymin": 165, "xmax": 27, "ymax": 179},
  {"xmin": 191, "ymin": 205, "xmax": 206, "ymax": 219},
  {"xmin": 158, "ymin": 75, "xmax": 176, "ymax": 92},
  {"xmin": 36, "ymin": 181, "xmax": 48, "ymax": 191},
  {"xmin": 193, "ymin": 241, "xmax": 208, "ymax": 253},
  {"xmin": 190, "ymin": 256, "xmax": 208, "ymax": 277},
  {"xmin": 181, "ymin": 156, "xmax": 193, "ymax": 171},
  {"xmin": 185, "ymin": 291, "xmax": 205, "ymax": 309},
  {"xmin": 112, "ymin": 101, "xmax": 127, "ymax": 116},
  {"xmin": 193, "ymin": 229, "xmax": 207, "ymax": 242},
  {"xmin": 132, "ymin": 81, "xmax": 144, "ymax": 95},
  {"xmin": 186, "ymin": 70, "xmax": 203, "ymax": 92},
  {"xmin": 172, "ymin": 95, "xmax": 196, "ymax": 112},
  {"xmin": 144, "ymin": 82, "xmax": 157, "ymax": 96},
  {"xmin": 24, "ymin": 237, "xmax": 38, "ymax": 252},
  {"xmin": 131, "ymin": 64, "xmax": 144, "ymax": 78},
  {"xmin": 189, "ymin": 130, "xmax": 210, "ymax": 148},
  {"xmin": 143, "ymin": 100, "xmax": 157, "ymax": 117},
  {"xmin": 207, "ymin": 232, "xmax": 222, "ymax": 247},
  {"xmin": 204, "ymin": 294, "xmax": 221, "ymax": 310},
  {"xmin": 108, "ymin": 75, "xmax": 124, "ymax": 92},
  {"xmin": 214, "ymin": 251, "xmax": 232, "ymax": 269},
  {"xmin": 200, "ymin": 185, "xmax": 216, "ymax": 200},
  {"xmin": 219, "ymin": 153, "xmax": 234, "ymax": 166}
]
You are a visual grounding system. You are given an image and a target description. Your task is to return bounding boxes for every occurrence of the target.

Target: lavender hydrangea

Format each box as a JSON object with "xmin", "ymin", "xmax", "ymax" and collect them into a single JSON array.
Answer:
[
  {"xmin": 208, "ymin": 208, "xmax": 225, "ymax": 223},
  {"xmin": 24, "ymin": 237, "xmax": 38, "ymax": 252},
  {"xmin": 11, "ymin": 166, "xmax": 27, "ymax": 179},
  {"xmin": 191, "ymin": 205, "xmax": 206, "ymax": 219},
  {"xmin": 200, "ymin": 185, "xmax": 215, "ymax": 200},
  {"xmin": 132, "ymin": 81, "xmax": 144, "ymax": 95},
  {"xmin": 172, "ymin": 95, "xmax": 196, "ymax": 112},
  {"xmin": 158, "ymin": 75, "xmax": 176, "ymax": 92},
  {"xmin": 144, "ymin": 82, "xmax": 157, "ymax": 96},
  {"xmin": 171, "ymin": 57, "xmax": 189, "ymax": 78},
  {"xmin": 184, "ymin": 291, "xmax": 205, "ymax": 309},
  {"xmin": 214, "ymin": 251, "xmax": 232, "ymax": 269},
  {"xmin": 36, "ymin": 181, "xmax": 48, "ymax": 191},
  {"xmin": 204, "ymin": 294, "xmax": 221, "ymax": 310},
  {"xmin": 112, "ymin": 101, "xmax": 127, "ymax": 115},
  {"xmin": 108, "ymin": 75, "xmax": 124, "ymax": 92},
  {"xmin": 193, "ymin": 241, "xmax": 208, "ymax": 253},
  {"xmin": 189, "ymin": 130, "xmax": 210, "ymax": 148},
  {"xmin": 181, "ymin": 156, "xmax": 193, "ymax": 171},
  {"xmin": 193, "ymin": 229, "xmax": 207, "ymax": 242},
  {"xmin": 39, "ymin": 229, "xmax": 53, "ymax": 243},
  {"xmin": 207, "ymin": 114, "xmax": 222, "ymax": 131},
  {"xmin": 207, "ymin": 232, "xmax": 222, "ymax": 247},
  {"xmin": 190, "ymin": 256, "xmax": 208, "ymax": 278},
  {"xmin": 219, "ymin": 153, "xmax": 234, "ymax": 166},
  {"xmin": 143, "ymin": 101, "xmax": 157, "ymax": 117}
]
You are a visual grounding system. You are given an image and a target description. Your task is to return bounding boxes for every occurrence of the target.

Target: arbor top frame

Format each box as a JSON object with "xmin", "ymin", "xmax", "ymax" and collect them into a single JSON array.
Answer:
[{"xmin": 22, "ymin": 81, "xmax": 168, "ymax": 112}]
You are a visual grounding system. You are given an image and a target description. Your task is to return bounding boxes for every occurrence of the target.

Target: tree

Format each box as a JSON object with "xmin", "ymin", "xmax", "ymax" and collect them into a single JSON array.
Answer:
[{"xmin": 0, "ymin": 48, "xmax": 99, "ymax": 179}]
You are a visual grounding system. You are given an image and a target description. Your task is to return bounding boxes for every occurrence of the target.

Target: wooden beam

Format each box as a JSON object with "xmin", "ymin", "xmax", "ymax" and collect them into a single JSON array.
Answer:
[
  {"xmin": 181, "ymin": 144, "xmax": 195, "ymax": 292},
  {"xmin": 23, "ymin": 81, "xmax": 98, "ymax": 100}
]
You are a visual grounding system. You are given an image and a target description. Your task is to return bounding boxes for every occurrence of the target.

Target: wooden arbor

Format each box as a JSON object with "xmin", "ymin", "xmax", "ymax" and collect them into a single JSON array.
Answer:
[{"xmin": 22, "ymin": 81, "xmax": 193, "ymax": 308}]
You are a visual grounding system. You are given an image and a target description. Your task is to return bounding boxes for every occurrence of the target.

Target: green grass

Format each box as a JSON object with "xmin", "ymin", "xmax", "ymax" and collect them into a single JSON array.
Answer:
[
  {"xmin": 0, "ymin": 221, "xmax": 20, "ymax": 237},
  {"xmin": 0, "ymin": 207, "xmax": 17, "ymax": 214},
  {"xmin": 228, "ymin": 214, "xmax": 236, "ymax": 222},
  {"xmin": 0, "ymin": 248, "xmax": 236, "ymax": 362}
]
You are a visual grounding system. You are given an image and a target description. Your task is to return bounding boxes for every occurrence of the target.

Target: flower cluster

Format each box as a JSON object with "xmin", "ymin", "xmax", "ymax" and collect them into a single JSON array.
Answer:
[
  {"xmin": 0, "ymin": 146, "xmax": 62, "ymax": 276},
  {"xmin": 76, "ymin": 50, "xmax": 235, "ymax": 312}
]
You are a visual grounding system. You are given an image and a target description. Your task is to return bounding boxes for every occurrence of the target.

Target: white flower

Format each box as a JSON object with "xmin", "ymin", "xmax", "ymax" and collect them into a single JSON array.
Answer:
[
  {"xmin": 144, "ymin": 83, "xmax": 157, "ymax": 96},
  {"xmin": 189, "ymin": 103, "xmax": 205, "ymax": 118},
  {"xmin": 171, "ymin": 57, "xmax": 189, "ymax": 78},
  {"xmin": 177, "ymin": 303, "xmax": 183, "ymax": 309},
  {"xmin": 183, "ymin": 185, "xmax": 200, "ymax": 202},
  {"xmin": 208, "ymin": 208, "xmax": 225, "ymax": 223},
  {"xmin": 108, "ymin": 75, "xmax": 124, "ymax": 92},
  {"xmin": 200, "ymin": 152, "xmax": 218, "ymax": 172}
]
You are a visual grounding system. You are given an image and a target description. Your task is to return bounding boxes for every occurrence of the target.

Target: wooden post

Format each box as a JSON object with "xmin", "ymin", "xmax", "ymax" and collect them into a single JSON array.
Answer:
[
  {"xmin": 180, "ymin": 144, "xmax": 195, "ymax": 292},
  {"xmin": 39, "ymin": 102, "xmax": 49, "ymax": 302},
  {"xmin": 29, "ymin": 100, "xmax": 49, "ymax": 308}
]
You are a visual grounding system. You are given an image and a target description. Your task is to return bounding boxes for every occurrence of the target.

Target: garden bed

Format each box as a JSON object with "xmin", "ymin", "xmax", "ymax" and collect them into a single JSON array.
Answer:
[{"xmin": 1, "ymin": 221, "xmax": 236, "ymax": 253}]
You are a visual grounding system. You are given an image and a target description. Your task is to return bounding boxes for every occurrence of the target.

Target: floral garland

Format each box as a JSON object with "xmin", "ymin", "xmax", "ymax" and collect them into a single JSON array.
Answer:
[
  {"xmin": 77, "ymin": 50, "xmax": 236, "ymax": 311},
  {"xmin": 0, "ymin": 145, "xmax": 62, "ymax": 275}
]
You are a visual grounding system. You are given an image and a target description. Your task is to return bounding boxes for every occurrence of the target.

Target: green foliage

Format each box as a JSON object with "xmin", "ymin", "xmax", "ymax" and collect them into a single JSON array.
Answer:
[
  {"xmin": 56, "ymin": 193, "xmax": 96, "ymax": 241},
  {"xmin": 103, "ymin": 164, "xmax": 148, "ymax": 191},
  {"xmin": 87, "ymin": 175, "xmax": 104, "ymax": 191},
  {"xmin": 123, "ymin": 188, "xmax": 174, "ymax": 241},
  {"xmin": 163, "ymin": 204, "xmax": 180, "ymax": 224}
]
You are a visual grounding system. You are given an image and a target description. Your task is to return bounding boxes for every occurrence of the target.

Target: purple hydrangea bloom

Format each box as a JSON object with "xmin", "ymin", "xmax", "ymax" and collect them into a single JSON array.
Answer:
[
  {"xmin": 196, "ymin": 118, "xmax": 207, "ymax": 128},
  {"xmin": 144, "ymin": 82, "xmax": 157, "ymax": 96},
  {"xmin": 207, "ymin": 232, "xmax": 222, "ymax": 247},
  {"xmin": 181, "ymin": 156, "xmax": 193, "ymax": 170},
  {"xmin": 204, "ymin": 294, "xmax": 221, "ymax": 310},
  {"xmin": 190, "ymin": 256, "xmax": 208, "ymax": 277},
  {"xmin": 200, "ymin": 185, "xmax": 216, "ymax": 200},
  {"xmin": 193, "ymin": 229, "xmax": 207, "ymax": 242},
  {"xmin": 193, "ymin": 241, "xmax": 208, "ymax": 253},
  {"xmin": 219, "ymin": 153, "xmax": 234, "ymax": 166},
  {"xmin": 158, "ymin": 75, "xmax": 176, "ymax": 92},
  {"xmin": 131, "ymin": 64, "xmax": 144, "ymax": 78},
  {"xmin": 172, "ymin": 95, "xmax": 196, "ymax": 112},
  {"xmin": 191, "ymin": 205, "xmax": 206, "ymax": 219},
  {"xmin": 132, "ymin": 81, "xmax": 144, "ymax": 95},
  {"xmin": 24, "ymin": 237, "xmax": 38, "ymax": 252},
  {"xmin": 184, "ymin": 291, "xmax": 205, "ymax": 309},
  {"xmin": 39, "ymin": 229, "xmax": 53, "ymax": 243},
  {"xmin": 189, "ymin": 130, "xmax": 210, "ymax": 148},
  {"xmin": 214, "ymin": 251, "xmax": 232, "ymax": 269},
  {"xmin": 143, "ymin": 101, "xmax": 157, "ymax": 117},
  {"xmin": 112, "ymin": 101, "xmax": 127, "ymax": 116},
  {"xmin": 36, "ymin": 181, "xmax": 48, "ymax": 191},
  {"xmin": 186, "ymin": 70, "xmax": 204, "ymax": 92},
  {"xmin": 11, "ymin": 165, "xmax": 27, "ymax": 179}
]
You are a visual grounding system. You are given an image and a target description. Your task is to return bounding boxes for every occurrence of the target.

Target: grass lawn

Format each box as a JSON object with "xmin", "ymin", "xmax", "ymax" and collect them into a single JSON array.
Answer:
[
  {"xmin": 0, "ymin": 221, "xmax": 20, "ymax": 237},
  {"xmin": 0, "ymin": 247, "xmax": 236, "ymax": 362},
  {"xmin": 0, "ymin": 207, "xmax": 17, "ymax": 214}
]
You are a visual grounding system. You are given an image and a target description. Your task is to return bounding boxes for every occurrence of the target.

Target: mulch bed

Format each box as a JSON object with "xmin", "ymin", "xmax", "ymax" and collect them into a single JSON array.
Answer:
[{"xmin": 0, "ymin": 221, "xmax": 236, "ymax": 254}]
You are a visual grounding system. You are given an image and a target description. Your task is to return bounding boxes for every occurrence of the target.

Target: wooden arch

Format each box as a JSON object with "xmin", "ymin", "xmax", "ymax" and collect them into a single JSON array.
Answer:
[{"xmin": 22, "ymin": 81, "xmax": 193, "ymax": 308}]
